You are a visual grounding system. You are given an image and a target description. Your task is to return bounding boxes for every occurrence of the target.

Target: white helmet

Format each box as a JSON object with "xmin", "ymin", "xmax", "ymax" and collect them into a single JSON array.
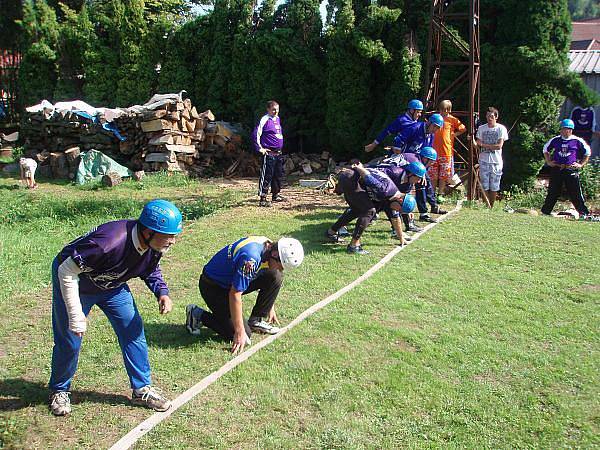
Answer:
[{"xmin": 277, "ymin": 238, "xmax": 304, "ymax": 270}]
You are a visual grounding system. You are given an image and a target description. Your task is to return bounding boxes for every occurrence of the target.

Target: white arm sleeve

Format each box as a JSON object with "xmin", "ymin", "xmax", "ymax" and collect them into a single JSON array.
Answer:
[{"xmin": 57, "ymin": 257, "xmax": 87, "ymax": 333}]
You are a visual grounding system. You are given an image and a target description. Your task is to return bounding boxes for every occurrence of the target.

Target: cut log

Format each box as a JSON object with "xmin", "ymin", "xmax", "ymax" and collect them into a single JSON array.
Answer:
[
  {"xmin": 184, "ymin": 119, "xmax": 196, "ymax": 133},
  {"xmin": 102, "ymin": 172, "xmax": 123, "ymax": 187},
  {"xmin": 166, "ymin": 111, "xmax": 180, "ymax": 121},
  {"xmin": 145, "ymin": 152, "xmax": 175, "ymax": 163},
  {"xmin": 195, "ymin": 118, "xmax": 207, "ymax": 130},
  {"xmin": 64, "ymin": 146, "xmax": 81, "ymax": 164},
  {"xmin": 141, "ymin": 109, "xmax": 167, "ymax": 120},
  {"xmin": 165, "ymin": 144, "xmax": 196, "ymax": 154},
  {"xmin": 199, "ymin": 110, "xmax": 215, "ymax": 121},
  {"xmin": 148, "ymin": 134, "xmax": 174, "ymax": 146},
  {"xmin": 132, "ymin": 170, "xmax": 145, "ymax": 181},
  {"xmin": 141, "ymin": 119, "xmax": 172, "ymax": 132}
]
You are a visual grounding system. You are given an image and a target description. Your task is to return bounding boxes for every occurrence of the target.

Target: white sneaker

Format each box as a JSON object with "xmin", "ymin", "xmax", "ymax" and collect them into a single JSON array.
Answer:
[
  {"xmin": 248, "ymin": 318, "xmax": 280, "ymax": 335},
  {"xmin": 49, "ymin": 391, "xmax": 71, "ymax": 416},
  {"xmin": 131, "ymin": 386, "xmax": 171, "ymax": 412},
  {"xmin": 185, "ymin": 304, "xmax": 203, "ymax": 335}
]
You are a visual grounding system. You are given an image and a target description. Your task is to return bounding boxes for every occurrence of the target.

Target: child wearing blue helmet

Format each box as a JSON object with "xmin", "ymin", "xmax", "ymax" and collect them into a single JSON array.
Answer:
[{"xmin": 48, "ymin": 199, "xmax": 183, "ymax": 416}]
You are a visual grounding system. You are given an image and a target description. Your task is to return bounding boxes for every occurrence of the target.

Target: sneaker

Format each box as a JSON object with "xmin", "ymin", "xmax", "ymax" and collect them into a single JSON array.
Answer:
[
  {"xmin": 419, "ymin": 214, "xmax": 437, "ymax": 223},
  {"xmin": 272, "ymin": 194, "xmax": 287, "ymax": 202},
  {"xmin": 49, "ymin": 391, "xmax": 71, "ymax": 416},
  {"xmin": 338, "ymin": 226, "xmax": 351, "ymax": 237},
  {"xmin": 346, "ymin": 245, "xmax": 369, "ymax": 255},
  {"xmin": 131, "ymin": 386, "xmax": 171, "ymax": 412},
  {"xmin": 406, "ymin": 221, "xmax": 423, "ymax": 233},
  {"xmin": 259, "ymin": 197, "xmax": 271, "ymax": 207},
  {"xmin": 430, "ymin": 206, "xmax": 448, "ymax": 214},
  {"xmin": 248, "ymin": 318, "xmax": 280, "ymax": 335},
  {"xmin": 185, "ymin": 304, "xmax": 204, "ymax": 336},
  {"xmin": 325, "ymin": 230, "xmax": 346, "ymax": 243}
]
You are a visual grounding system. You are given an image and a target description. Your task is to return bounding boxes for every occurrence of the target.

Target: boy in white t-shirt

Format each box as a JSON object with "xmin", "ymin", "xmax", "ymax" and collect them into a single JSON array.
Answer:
[
  {"xmin": 19, "ymin": 157, "xmax": 38, "ymax": 189},
  {"xmin": 476, "ymin": 107, "xmax": 509, "ymax": 207}
]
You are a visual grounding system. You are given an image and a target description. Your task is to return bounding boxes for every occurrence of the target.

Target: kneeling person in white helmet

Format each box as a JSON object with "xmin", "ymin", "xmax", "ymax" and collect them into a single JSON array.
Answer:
[{"xmin": 186, "ymin": 237, "xmax": 304, "ymax": 354}]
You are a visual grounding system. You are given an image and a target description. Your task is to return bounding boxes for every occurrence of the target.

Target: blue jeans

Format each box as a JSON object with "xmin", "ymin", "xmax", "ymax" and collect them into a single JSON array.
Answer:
[
  {"xmin": 49, "ymin": 258, "xmax": 152, "ymax": 392},
  {"xmin": 416, "ymin": 172, "xmax": 437, "ymax": 214}
]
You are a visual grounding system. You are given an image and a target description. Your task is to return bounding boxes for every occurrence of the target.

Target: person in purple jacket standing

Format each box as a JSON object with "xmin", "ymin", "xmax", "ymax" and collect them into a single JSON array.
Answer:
[
  {"xmin": 541, "ymin": 119, "xmax": 591, "ymax": 217},
  {"xmin": 254, "ymin": 100, "xmax": 286, "ymax": 207},
  {"xmin": 48, "ymin": 199, "xmax": 183, "ymax": 416}
]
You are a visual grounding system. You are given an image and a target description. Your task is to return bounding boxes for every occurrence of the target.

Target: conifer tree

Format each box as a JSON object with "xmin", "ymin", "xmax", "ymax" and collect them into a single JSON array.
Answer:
[{"xmin": 18, "ymin": 0, "xmax": 60, "ymax": 105}]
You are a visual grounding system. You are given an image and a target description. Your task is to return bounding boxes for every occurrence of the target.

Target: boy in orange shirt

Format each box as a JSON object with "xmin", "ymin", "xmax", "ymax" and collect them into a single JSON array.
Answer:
[{"xmin": 430, "ymin": 100, "xmax": 466, "ymax": 194}]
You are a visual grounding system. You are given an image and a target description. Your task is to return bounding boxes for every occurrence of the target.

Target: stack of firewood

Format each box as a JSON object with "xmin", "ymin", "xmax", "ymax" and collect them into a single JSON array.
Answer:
[
  {"xmin": 19, "ymin": 96, "xmax": 259, "ymax": 179},
  {"xmin": 19, "ymin": 95, "xmax": 340, "ymax": 181}
]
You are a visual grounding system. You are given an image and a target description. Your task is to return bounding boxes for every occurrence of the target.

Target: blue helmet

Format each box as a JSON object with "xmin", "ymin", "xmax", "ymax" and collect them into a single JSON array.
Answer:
[
  {"xmin": 139, "ymin": 199, "xmax": 183, "ymax": 234},
  {"xmin": 407, "ymin": 99, "xmax": 424, "ymax": 111},
  {"xmin": 406, "ymin": 161, "xmax": 427, "ymax": 178},
  {"xmin": 429, "ymin": 113, "xmax": 444, "ymax": 128},
  {"xmin": 560, "ymin": 118, "xmax": 575, "ymax": 129},
  {"xmin": 401, "ymin": 194, "xmax": 416, "ymax": 213},
  {"xmin": 419, "ymin": 146, "xmax": 437, "ymax": 161}
]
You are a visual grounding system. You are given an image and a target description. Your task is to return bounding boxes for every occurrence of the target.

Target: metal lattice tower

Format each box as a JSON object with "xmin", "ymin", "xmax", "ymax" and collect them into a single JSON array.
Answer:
[{"xmin": 424, "ymin": 0, "xmax": 480, "ymax": 201}]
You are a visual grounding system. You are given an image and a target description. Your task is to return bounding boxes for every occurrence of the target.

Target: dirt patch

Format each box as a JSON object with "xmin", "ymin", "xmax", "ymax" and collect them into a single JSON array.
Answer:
[
  {"xmin": 575, "ymin": 284, "xmax": 600, "ymax": 293},
  {"xmin": 394, "ymin": 339, "xmax": 419, "ymax": 352}
]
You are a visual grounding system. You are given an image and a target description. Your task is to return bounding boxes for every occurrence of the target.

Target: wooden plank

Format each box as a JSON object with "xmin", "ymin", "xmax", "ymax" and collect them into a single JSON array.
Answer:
[
  {"xmin": 166, "ymin": 111, "xmax": 180, "ymax": 121},
  {"xmin": 145, "ymin": 151, "xmax": 175, "ymax": 163},
  {"xmin": 148, "ymin": 134, "xmax": 174, "ymax": 145},
  {"xmin": 141, "ymin": 109, "xmax": 167, "ymax": 120},
  {"xmin": 184, "ymin": 119, "xmax": 196, "ymax": 133},
  {"xmin": 199, "ymin": 110, "xmax": 215, "ymax": 121},
  {"xmin": 165, "ymin": 144, "xmax": 196, "ymax": 154},
  {"xmin": 141, "ymin": 119, "xmax": 171, "ymax": 132}
]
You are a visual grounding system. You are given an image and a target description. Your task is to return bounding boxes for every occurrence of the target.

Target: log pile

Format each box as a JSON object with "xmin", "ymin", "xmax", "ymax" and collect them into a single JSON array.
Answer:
[
  {"xmin": 19, "ymin": 97, "xmax": 259, "ymax": 179},
  {"xmin": 20, "ymin": 95, "xmax": 338, "ymax": 181}
]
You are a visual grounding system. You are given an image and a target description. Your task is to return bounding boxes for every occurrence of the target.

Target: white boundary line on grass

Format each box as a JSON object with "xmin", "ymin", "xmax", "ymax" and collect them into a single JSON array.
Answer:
[{"xmin": 110, "ymin": 201, "xmax": 463, "ymax": 450}]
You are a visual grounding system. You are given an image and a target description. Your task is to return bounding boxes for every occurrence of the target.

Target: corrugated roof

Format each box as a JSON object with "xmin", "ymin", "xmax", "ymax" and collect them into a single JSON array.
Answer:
[{"xmin": 568, "ymin": 50, "xmax": 600, "ymax": 74}]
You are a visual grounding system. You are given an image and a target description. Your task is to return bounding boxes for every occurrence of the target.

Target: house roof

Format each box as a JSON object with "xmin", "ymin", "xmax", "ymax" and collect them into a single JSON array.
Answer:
[
  {"xmin": 568, "ymin": 50, "xmax": 600, "ymax": 74},
  {"xmin": 571, "ymin": 18, "xmax": 600, "ymax": 44}
]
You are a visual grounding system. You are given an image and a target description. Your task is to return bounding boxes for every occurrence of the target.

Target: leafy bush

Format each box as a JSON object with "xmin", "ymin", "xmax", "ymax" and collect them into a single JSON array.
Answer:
[{"xmin": 580, "ymin": 158, "xmax": 600, "ymax": 200}]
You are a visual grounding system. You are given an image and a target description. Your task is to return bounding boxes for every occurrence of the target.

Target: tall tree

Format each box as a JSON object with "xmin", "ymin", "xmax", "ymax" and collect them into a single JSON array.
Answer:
[
  {"xmin": 479, "ymin": 0, "xmax": 598, "ymax": 188},
  {"xmin": 18, "ymin": 0, "xmax": 60, "ymax": 105}
]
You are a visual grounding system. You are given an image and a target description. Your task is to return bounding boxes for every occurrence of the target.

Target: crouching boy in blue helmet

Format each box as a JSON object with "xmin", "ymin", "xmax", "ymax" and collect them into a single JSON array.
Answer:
[
  {"xmin": 186, "ymin": 237, "xmax": 304, "ymax": 354},
  {"xmin": 325, "ymin": 162, "xmax": 416, "ymax": 254},
  {"xmin": 48, "ymin": 199, "xmax": 183, "ymax": 416}
]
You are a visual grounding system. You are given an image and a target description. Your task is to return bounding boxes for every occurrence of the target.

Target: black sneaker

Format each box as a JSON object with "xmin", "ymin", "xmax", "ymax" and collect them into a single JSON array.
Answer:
[
  {"xmin": 431, "ymin": 206, "xmax": 448, "ymax": 214},
  {"xmin": 272, "ymin": 194, "xmax": 287, "ymax": 202},
  {"xmin": 185, "ymin": 304, "xmax": 204, "ymax": 336},
  {"xmin": 419, "ymin": 214, "xmax": 437, "ymax": 223},
  {"xmin": 259, "ymin": 197, "xmax": 271, "ymax": 207},
  {"xmin": 407, "ymin": 221, "xmax": 423, "ymax": 232},
  {"xmin": 325, "ymin": 230, "xmax": 346, "ymax": 243},
  {"xmin": 347, "ymin": 245, "xmax": 369, "ymax": 255}
]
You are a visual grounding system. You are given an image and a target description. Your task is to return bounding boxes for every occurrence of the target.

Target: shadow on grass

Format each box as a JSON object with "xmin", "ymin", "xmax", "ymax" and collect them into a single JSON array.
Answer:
[
  {"xmin": 0, "ymin": 184, "xmax": 20, "ymax": 190},
  {"xmin": 145, "ymin": 322, "xmax": 223, "ymax": 348},
  {"xmin": 0, "ymin": 379, "xmax": 131, "ymax": 411}
]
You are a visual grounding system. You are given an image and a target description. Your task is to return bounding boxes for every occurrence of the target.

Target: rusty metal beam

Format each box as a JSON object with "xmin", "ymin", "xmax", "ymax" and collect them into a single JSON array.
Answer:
[{"xmin": 424, "ymin": 0, "xmax": 480, "ymax": 202}]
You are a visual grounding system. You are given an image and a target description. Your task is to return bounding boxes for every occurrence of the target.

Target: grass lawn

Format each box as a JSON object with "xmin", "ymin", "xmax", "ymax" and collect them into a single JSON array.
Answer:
[{"xmin": 0, "ymin": 173, "xmax": 598, "ymax": 448}]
